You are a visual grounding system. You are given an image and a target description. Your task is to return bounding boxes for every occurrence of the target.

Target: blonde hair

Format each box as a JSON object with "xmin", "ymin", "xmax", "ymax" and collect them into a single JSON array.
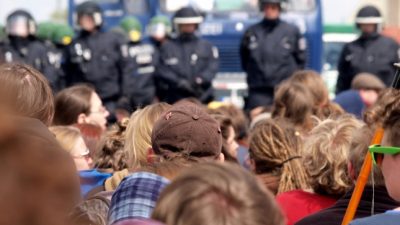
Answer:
[
  {"xmin": 124, "ymin": 103, "xmax": 171, "ymax": 168},
  {"xmin": 249, "ymin": 119, "xmax": 310, "ymax": 194},
  {"xmin": 303, "ymin": 115, "xmax": 363, "ymax": 196},
  {"xmin": 49, "ymin": 126, "xmax": 82, "ymax": 154},
  {"xmin": 152, "ymin": 162, "xmax": 284, "ymax": 225}
]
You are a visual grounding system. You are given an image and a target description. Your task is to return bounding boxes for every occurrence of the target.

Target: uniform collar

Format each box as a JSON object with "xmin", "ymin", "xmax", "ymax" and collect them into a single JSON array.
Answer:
[
  {"xmin": 261, "ymin": 18, "xmax": 280, "ymax": 28},
  {"xmin": 178, "ymin": 33, "xmax": 198, "ymax": 42}
]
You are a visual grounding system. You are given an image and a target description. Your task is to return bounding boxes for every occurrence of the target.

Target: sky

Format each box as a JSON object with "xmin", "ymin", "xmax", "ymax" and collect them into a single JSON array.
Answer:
[{"xmin": 0, "ymin": 0, "xmax": 361, "ymax": 24}]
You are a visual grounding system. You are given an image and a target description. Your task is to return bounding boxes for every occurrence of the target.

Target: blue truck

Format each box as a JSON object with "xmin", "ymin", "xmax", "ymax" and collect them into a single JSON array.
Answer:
[{"xmin": 68, "ymin": 0, "xmax": 323, "ymax": 105}]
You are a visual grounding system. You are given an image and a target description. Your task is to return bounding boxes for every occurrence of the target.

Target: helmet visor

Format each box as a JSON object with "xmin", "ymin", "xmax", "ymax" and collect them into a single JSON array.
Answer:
[
  {"xmin": 148, "ymin": 23, "xmax": 168, "ymax": 38},
  {"xmin": 7, "ymin": 16, "xmax": 31, "ymax": 37}
]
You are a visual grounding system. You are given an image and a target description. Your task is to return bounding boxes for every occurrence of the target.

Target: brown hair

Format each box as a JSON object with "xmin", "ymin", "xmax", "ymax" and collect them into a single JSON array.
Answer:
[
  {"xmin": 208, "ymin": 104, "xmax": 249, "ymax": 140},
  {"xmin": 53, "ymin": 84, "xmax": 94, "ymax": 126},
  {"xmin": 95, "ymin": 119, "xmax": 129, "ymax": 171},
  {"xmin": 303, "ymin": 115, "xmax": 363, "ymax": 196},
  {"xmin": 0, "ymin": 63, "xmax": 54, "ymax": 126},
  {"xmin": 348, "ymin": 126, "xmax": 385, "ymax": 186},
  {"xmin": 364, "ymin": 89, "xmax": 400, "ymax": 127},
  {"xmin": 0, "ymin": 114, "xmax": 81, "ymax": 225},
  {"xmin": 272, "ymin": 81, "xmax": 314, "ymax": 133},
  {"xmin": 152, "ymin": 162, "xmax": 284, "ymax": 225},
  {"xmin": 210, "ymin": 114, "xmax": 238, "ymax": 163},
  {"xmin": 249, "ymin": 119, "xmax": 310, "ymax": 194},
  {"xmin": 49, "ymin": 126, "xmax": 83, "ymax": 155}
]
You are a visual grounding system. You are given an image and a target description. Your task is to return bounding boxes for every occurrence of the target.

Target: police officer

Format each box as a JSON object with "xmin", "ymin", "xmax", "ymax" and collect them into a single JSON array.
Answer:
[
  {"xmin": 119, "ymin": 16, "xmax": 157, "ymax": 108},
  {"xmin": 156, "ymin": 7, "xmax": 219, "ymax": 104},
  {"xmin": 336, "ymin": 6, "xmax": 399, "ymax": 94},
  {"xmin": 65, "ymin": 1, "xmax": 129, "ymax": 113},
  {"xmin": 240, "ymin": 0, "xmax": 306, "ymax": 110},
  {"xmin": 50, "ymin": 24, "xmax": 74, "ymax": 91},
  {"xmin": 2, "ymin": 10, "xmax": 57, "ymax": 89}
]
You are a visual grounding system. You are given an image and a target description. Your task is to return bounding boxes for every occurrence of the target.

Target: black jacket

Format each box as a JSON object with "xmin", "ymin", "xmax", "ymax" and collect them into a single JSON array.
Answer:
[
  {"xmin": 240, "ymin": 19, "xmax": 306, "ymax": 90},
  {"xmin": 295, "ymin": 186, "xmax": 398, "ymax": 225},
  {"xmin": 156, "ymin": 34, "xmax": 219, "ymax": 104},
  {"xmin": 2, "ymin": 36, "xmax": 58, "ymax": 90},
  {"xmin": 65, "ymin": 30, "xmax": 129, "ymax": 102},
  {"xmin": 123, "ymin": 41, "xmax": 157, "ymax": 108},
  {"xmin": 336, "ymin": 34, "xmax": 399, "ymax": 93}
]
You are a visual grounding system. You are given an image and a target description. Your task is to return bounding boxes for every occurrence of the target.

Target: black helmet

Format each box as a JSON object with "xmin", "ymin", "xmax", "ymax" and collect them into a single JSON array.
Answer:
[
  {"xmin": 355, "ymin": 6, "xmax": 382, "ymax": 24},
  {"xmin": 6, "ymin": 10, "xmax": 36, "ymax": 37},
  {"xmin": 259, "ymin": 0, "xmax": 285, "ymax": 11},
  {"xmin": 173, "ymin": 7, "xmax": 203, "ymax": 25},
  {"xmin": 76, "ymin": 1, "xmax": 103, "ymax": 27}
]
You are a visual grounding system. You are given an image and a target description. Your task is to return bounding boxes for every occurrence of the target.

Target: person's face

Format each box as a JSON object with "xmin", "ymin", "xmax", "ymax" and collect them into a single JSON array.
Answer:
[
  {"xmin": 79, "ymin": 15, "xmax": 96, "ymax": 32},
  {"xmin": 226, "ymin": 126, "xmax": 239, "ymax": 159},
  {"xmin": 263, "ymin": 3, "xmax": 280, "ymax": 20},
  {"xmin": 380, "ymin": 131, "xmax": 400, "ymax": 201},
  {"xmin": 179, "ymin": 24, "xmax": 197, "ymax": 34},
  {"xmin": 359, "ymin": 24, "xmax": 376, "ymax": 34},
  {"xmin": 85, "ymin": 92, "xmax": 109, "ymax": 130},
  {"xmin": 71, "ymin": 137, "xmax": 93, "ymax": 171},
  {"xmin": 359, "ymin": 89, "xmax": 379, "ymax": 107}
]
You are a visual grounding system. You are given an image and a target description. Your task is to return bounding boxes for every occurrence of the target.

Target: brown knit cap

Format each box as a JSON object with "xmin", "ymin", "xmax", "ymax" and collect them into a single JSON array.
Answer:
[
  {"xmin": 351, "ymin": 73, "xmax": 386, "ymax": 90},
  {"xmin": 151, "ymin": 102, "xmax": 222, "ymax": 161}
]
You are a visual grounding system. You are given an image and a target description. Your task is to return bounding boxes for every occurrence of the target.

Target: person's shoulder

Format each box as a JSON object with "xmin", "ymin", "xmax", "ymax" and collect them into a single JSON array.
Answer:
[
  {"xmin": 278, "ymin": 20, "xmax": 300, "ymax": 33},
  {"xmin": 350, "ymin": 212, "xmax": 400, "ymax": 225},
  {"xmin": 244, "ymin": 21, "xmax": 263, "ymax": 34},
  {"xmin": 377, "ymin": 35, "xmax": 399, "ymax": 47}
]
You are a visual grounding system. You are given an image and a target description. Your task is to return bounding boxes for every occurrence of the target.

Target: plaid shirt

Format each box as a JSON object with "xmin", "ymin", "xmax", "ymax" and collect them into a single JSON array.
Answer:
[{"xmin": 108, "ymin": 172, "xmax": 170, "ymax": 225}]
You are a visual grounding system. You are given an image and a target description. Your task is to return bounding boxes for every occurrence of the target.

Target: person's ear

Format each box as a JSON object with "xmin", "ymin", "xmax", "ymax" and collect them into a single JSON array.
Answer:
[
  {"xmin": 147, "ymin": 147, "xmax": 155, "ymax": 164},
  {"xmin": 77, "ymin": 113, "xmax": 88, "ymax": 124},
  {"xmin": 250, "ymin": 158, "xmax": 256, "ymax": 172},
  {"xmin": 218, "ymin": 153, "xmax": 225, "ymax": 162},
  {"xmin": 348, "ymin": 162, "xmax": 356, "ymax": 182}
]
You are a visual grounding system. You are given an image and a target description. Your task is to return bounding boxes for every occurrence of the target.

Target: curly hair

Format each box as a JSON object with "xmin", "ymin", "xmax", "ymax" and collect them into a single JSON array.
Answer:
[
  {"xmin": 364, "ymin": 89, "xmax": 400, "ymax": 127},
  {"xmin": 303, "ymin": 115, "xmax": 363, "ymax": 196},
  {"xmin": 94, "ymin": 119, "xmax": 129, "ymax": 171},
  {"xmin": 249, "ymin": 118, "xmax": 310, "ymax": 194}
]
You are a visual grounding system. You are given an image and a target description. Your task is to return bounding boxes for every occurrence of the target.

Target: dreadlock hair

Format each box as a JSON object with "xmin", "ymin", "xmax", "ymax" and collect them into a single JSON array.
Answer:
[{"xmin": 249, "ymin": 118, "xmax": 310, "ymax": 194}]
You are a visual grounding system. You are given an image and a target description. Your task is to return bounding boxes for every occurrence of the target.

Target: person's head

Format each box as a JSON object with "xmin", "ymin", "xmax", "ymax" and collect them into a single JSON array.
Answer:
[
  {"xmin": 147, "ymin": 15, "xmax": 172, "ymax": 42},
  {"xmin": 75, "ymin": 123, "xmax": 104, "ymax": 157},
  {"xmin": 208, "ymin": 104, "xmax": 249, "ymax": 143},
  {"xmin": 0, "ymin": 63, "xmax": 54, "ymax": 126},
  {"xmin": 53, "ymin": 84, "xmax": 109, "ymax": 130},
  {"xmin": 249, "ymin": 118, "xmax": 309, "ymax": 194},
  {"xmin": 272, "ymin": 81, "xmax": 314, "ymax": 133},
  {"xmin": 52, "ymin": 23, "xmax": 74, "ymax": 46},
  {"xmin": 151, "ymin": 102, "xmax": 224, "ymax": 163},
  {"xmin": 367, "ymin": 89, "xmax": 400, "ymax": 201},
  {"xmin": 76, "ymin": 1, "xmax": 103, "ymax": 32},
  {"xmin": 6, "ymin": 9, "xmax": 36, "ymax": 38},
  {"xmin": 120, "ymin": 16, "xmax": 142, "ymax": 43},
  {"xmin": 355, "ymin": 5, "xmax": 382, "ymax": 35},
  {"xmin": 173, "ymin": 7, "xmax": 203, "ymax": 35},
  {"xmin": 125, "ymin": 103, "xmax": 171, "ymax": 168},
  {"xmin": 288, "ymin": 70, "xmax": 330, "ymax": 117},
  {"xmin": 95, "ymin": 119, "xmax": 128, "ymax": 171},
  {"xmin": 259, "ymin": 0, "xmax": 282, "ymax": 20},
  {"xmin": 348, "ymin": 126, "xmax": 385, "ymax": 186},
  {"xmin": 211, "ymin": 114, "xmax": 239, "ymax": 163},
  {"xmin": 50, "ymin": 126, "xmax": 93, "ymax": 171},
  {"xmin": 303, "ymin": 115, "xmax": 363, "ymax": 197},
  {"xmin": 351, "ymin": 73, "xmax": 386, "ymax": 107},
  {"xmin": 152, "ymin": 162, "xmax": 285, "ymax": 225},
  {"xmin": 0, "ymin": 115, "xmax": 81, "ymax": 225},
  {"xmin": 109, "ymin": 172, "xmax": 170, "ymax": 224}
]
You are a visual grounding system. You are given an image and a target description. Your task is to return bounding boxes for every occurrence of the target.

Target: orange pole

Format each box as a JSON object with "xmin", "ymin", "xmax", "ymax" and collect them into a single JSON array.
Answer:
[{"xmin": 341, "ymin": 127, "xmax": 384, "ymax": 225}]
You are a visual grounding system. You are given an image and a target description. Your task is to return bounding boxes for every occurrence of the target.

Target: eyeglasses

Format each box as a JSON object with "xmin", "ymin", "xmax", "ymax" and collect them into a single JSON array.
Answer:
[
  {"xmin": 72, "ymin": 148, "xmax": 91, "ymax": 160},
  {"xmin": 368, "ymin": 144, "xmax": 400, "ymax": 165}
]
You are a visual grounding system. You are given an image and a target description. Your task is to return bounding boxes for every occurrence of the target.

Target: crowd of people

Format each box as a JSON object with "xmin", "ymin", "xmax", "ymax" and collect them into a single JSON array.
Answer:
[{"xmin": 1, "ymin": 0, "xmax": 400, "ymax": 225}]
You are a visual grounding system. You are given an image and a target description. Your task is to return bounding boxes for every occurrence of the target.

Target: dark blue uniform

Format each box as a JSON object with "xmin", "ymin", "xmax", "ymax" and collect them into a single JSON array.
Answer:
[
  {"xmin": 240, "ymin": 19, "xmax": 306, "ymax": 109},
  {"xmin": 65, "ymin": 31, "xmax": 129, "ymax": 109},
  {"xmin": 156, "ymin": 34, "xmax": 219, "ymax": 104},
  {"xmin": 2, "ymin": 37, "xmax": 58, "ymax": 89},
  {"xmin": 336, "ymin": 34, "xmax": 399, "ymax": 93},
  {"xmin": 123, "ymin": 42, "xmax": 158, "ymax": 108}
]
